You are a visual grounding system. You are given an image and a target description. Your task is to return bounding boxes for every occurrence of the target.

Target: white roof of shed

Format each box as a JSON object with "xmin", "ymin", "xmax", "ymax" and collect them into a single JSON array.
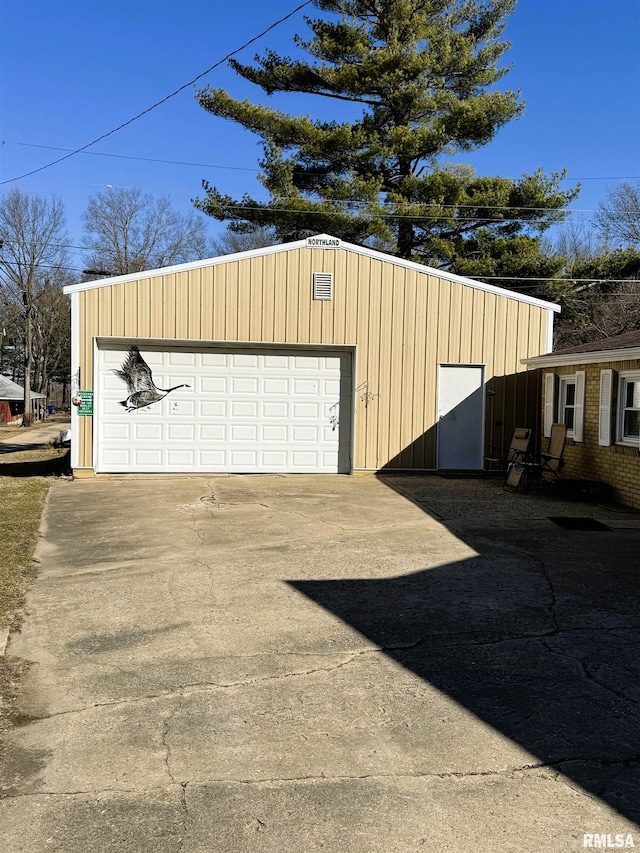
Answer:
[{"xmin": 0, "ymin": 375, "xmax": 46, "ymax": 400}]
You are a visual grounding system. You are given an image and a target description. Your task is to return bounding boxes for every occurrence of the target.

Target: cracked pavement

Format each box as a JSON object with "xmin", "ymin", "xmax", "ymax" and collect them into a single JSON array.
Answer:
[{"xmin": 1, "ymin": 473, "xmax": 639, "ymax": 852}]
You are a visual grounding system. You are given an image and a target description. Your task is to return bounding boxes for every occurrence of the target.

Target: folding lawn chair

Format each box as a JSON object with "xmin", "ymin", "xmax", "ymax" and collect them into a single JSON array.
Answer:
[
  {"xmin": 538, "ymin": 423, "xmax": 567, "ymax": 484},
  {"xmin": 484, "ymin": 427, "xmax": 532, "ymax": 480}
]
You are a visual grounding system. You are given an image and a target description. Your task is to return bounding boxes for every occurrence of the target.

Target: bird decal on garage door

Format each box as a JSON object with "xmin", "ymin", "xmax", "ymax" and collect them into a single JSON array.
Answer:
[{"xmin": 114, "ymin": 345, "xmax": 190, "ymax": 412}]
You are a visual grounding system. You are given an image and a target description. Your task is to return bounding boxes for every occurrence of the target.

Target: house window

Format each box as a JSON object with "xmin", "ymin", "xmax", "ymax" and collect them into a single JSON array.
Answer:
[
  {"xmin": 543, "ymin": 370, "xmax": 585, "ymax": 441},
  {"xmin": 617, "ymin": 372, "xmax": 640, "ymax": 446},
  {"xmin": 559, "ymin": 376, "xmax": 577, "ymax": 434}
]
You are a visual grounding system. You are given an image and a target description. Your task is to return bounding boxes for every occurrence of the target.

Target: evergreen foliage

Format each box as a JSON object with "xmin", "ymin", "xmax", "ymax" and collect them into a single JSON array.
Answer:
[{"xmin": 194, "ymin": 0, "xmax": 578, "ymax": 290}]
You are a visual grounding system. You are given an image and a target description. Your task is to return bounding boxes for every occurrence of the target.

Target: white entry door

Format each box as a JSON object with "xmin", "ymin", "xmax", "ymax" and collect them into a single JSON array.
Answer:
[{"xmin": 437, "ymin": 365, "xmax": 485, "ymax": 469}]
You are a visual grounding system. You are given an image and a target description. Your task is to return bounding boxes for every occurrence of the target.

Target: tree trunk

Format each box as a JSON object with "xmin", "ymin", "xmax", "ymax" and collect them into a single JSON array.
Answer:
[{"xmin": 22, "ymin": 300, "xmax": 33, "ymax": 427}]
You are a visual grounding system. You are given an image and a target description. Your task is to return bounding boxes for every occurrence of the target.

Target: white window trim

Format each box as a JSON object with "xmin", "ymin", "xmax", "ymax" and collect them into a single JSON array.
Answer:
[
  {"xmin": 557, "ymin": 372, "xmax": 585, "ymax": 441},
  {"xmin": 616, "ymin": 369, "xmax": 640, "ymax": 447}
]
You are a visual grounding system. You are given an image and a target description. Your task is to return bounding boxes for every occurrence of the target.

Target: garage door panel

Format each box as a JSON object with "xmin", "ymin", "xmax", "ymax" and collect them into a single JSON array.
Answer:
[
  {"xmin": 167, "ymin": 423, "xmax": 195, "ymax": 440},
  {"xmin": 103, "ymin": 448, "xmax": 131, "ymax": 466},
  {"xmin": 134, "ymin": 449, "xmax": 163, "ymax": 466},
  {"xmin": 168, "ymin": 352, "xmax": 196, "ymax": 366},
  {"xmin": 199, "ymin": 424, "xmax": 226, "ymax": 441},
  {"xmin": 134, "ymin": 423, "xmax": 162, "ymax": 441},
  {"xmin": 262, "ymin": 425, "xmax": 288, "ymax": 441},
  {"xmin": 232, "ymin": 354, "xmax": 259, "ymax": 368},
  {"xmin": 263, "ymin": 355, "xmax": 288, "ymax": 369},
  {"xmin": 263, "ymin": 378, "xmax": 288, "ymax": 394},
  {"xmin": 293, "ymin": 379, "xmax": 319, "ymax": 395},
  {"xmin": 231, "ymin": 450, "xmax": 257, "ymax": 466},
  {"xmin": 295, "ymin": 356, "xmax": 319, "ymax": 369},
  {"xmin": 230, "ymin": 424, "xmax": 258, "ymax": 441},
  {"xmin": 200, "ymin": 400, "xmax": 227, "ymax": 418},
  {"xmin": 200, "ymin": 376, "xmax": 227, "ymax": 393},
  {"xmin": 293, "ymin": 402, "xmax": 319, "ymax": 418},
  {"xmin": 262, "ymin": 451, "xmax": 287, "ymax": 466},
  {"xmin": 102, "ymin": 422, "xmax": 130, "ymax": 441},
  {"xmin": 262, "ymin": 401, "xmax": 288, "ymax": 418},
  {"xmin": 231, "ymin": 401, "xmax": 258, "ymax": 418},
  {"xmin": 97, "ymin": 346, "xmax": 351, "ymax": 473},
  {"xmin": 292, "ymin": 425, "xmax": 318, "ymax": 441},
  {"xmin": 167, "ymin": 449, "xmax": 195, "ymax": 466}
]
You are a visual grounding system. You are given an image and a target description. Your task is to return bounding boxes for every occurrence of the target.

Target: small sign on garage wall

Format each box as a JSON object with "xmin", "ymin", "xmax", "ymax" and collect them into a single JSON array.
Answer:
[{"xmin": 78, "ymin": 390, "xmax": 93, "ymax": 416}]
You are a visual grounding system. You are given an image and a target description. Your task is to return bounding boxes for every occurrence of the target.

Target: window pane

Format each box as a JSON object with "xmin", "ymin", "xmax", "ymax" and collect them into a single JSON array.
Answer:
[
  {"xmin": 564, "ymin": 407, "xmax": 574, "ymax": 430},
  {"xmin": 565, "ymin": 383, "xmax": 576, "ymax": 405},
  {"xmin": 624, "ymin": 410, "xmax": 640, "ymax": 438},
  {"xmin": 626, "ymin": 381, "xmax": 640, "ymax": 409}
]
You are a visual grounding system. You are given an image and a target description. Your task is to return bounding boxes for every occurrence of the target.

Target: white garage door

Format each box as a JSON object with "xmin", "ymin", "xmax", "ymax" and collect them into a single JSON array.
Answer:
[{"xmin": 96, "ymin": 344, "xmax": 352, "ymax": 474}]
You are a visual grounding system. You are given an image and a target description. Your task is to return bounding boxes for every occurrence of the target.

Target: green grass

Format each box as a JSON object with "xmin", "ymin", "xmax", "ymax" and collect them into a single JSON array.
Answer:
[{"xmin": 0, "ymin": 477, "xmax": 51, "ymax": 631}]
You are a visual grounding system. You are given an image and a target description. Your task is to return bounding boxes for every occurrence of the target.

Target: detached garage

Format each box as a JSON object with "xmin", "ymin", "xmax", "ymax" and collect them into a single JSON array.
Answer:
[{"xmin": 64, "ymin": 234, "xmax": 558, "ymax": 477}]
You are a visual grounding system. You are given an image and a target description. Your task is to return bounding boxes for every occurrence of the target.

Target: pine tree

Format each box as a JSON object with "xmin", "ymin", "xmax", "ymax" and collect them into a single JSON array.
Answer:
[{"xmin": 194, "ymin": 0, "xmax": 578, "ymax": 290}]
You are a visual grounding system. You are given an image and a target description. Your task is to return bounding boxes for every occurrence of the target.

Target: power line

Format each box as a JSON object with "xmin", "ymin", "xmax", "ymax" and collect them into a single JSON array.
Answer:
[
  {"xmin": 2, "ymin": 257, "xmax": 638, "ymax": 289},
  {"xmin": 6, "ymin": 142, "xmax": 261, "ymax": 173},
  {"xmin": 0, "ymin": 1, "xmax": 313, "ymax": 186},
  {"xmin": 6, "ymin": 142, "xmax": 638, "ymax": 194}
]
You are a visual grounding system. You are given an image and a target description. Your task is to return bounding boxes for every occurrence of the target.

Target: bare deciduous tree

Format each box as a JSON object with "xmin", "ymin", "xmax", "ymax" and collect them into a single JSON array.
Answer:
[
  {"xmin": 83, "ymin": 188, "xmax": 209, "ymax": 276},
  {"xmin": 594, "ymin": 181, "xmax": 640, "ymax": 248},
  {"xmin": 0, "ymin": 189, "xmax": 69, "ymax": 425},
  {"xmin": 32, "ymin": 279, "xmax": 71, "ymax": 396},
  {"xmin": 211, "ymin": 225, "xmax": 277, "ymax": 256}
]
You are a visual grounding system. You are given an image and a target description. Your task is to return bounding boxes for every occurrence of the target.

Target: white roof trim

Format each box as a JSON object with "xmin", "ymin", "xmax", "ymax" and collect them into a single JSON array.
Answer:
[
  {"xmin": 523, "ymin": 347, "xmax": 640, "ymax": 368},
  {"xmin": 63, "ymin": 233, "xmax": 560, "ymax": 312}
]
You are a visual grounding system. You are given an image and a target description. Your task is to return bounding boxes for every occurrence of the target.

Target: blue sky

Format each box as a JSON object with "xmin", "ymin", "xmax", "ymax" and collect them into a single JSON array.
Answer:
[{"xmin": 1, "ymin": 0, "xmax": 639, "ymax": 276}]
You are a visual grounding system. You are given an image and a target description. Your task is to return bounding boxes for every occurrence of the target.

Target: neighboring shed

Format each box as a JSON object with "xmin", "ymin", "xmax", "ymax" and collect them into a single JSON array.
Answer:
[
  {"xmin": 523, "ymin": 330, "xmax": 640, "ymax": 509},
  {"xmin": 63, "ymin": 234, "xmax": 559, "ymax": 477},
  {"xmin": 0, "ymin": 376, "xmax": 46, "ymax": 424}
]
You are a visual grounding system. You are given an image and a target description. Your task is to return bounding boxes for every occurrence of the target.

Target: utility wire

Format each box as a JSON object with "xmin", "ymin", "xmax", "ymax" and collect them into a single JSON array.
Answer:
[
  {"xmin": 6, "ymin": 141, "xmax": 261, "ymax": 173},
  {"xmin": 2, "ymin": 258, "xmax": 638, "ymax": 290},
  {"xmin": 5, "ymin": 142, "xmax": 638, "ymax": 196},
  {"xmin": 0, "ymin": 1, "xmax": 313, "ymax": 186}
]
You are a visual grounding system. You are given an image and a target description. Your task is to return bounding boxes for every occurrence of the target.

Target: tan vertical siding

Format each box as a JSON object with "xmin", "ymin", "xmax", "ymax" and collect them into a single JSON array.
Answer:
[
  {"xmin": 75, "ymin": 246, "xmax": 553, "ymax": 473},
  {"xmin": 377, "ymin": 260, "xmax": 393, "ymax": 468},
  {"xmin": 459, "ymin": 284, "xmax": 474, "ymax": 363},
  {"xmin": 273, "ymin": 253, "xmax": 287, "ymax": 342},
  {"xmin": 437, "ymin": 278, "xmax": 451, "ymax": 363},
  {"xmin": 399, "ymin": 268, "xmax": 417, "ymax": 468},
  {"xmin": 470, "ymin": 289, "xmax": 485, "ymax": 365},
  {"xmin": 201, "ymin": 267, "xmax": 214, "ymax": 340},
  {"xmin": 187, "ymin": 269, "xmax": 201, "ymax": 340},
  {"xmin": 260, "ymin": 253, "xmax": 275, "ymax": 343},
  {"xmin": 482, "ymin": 293, "xmax": 496, "ymax": 379},
  {"xmin": 388, "ymin": 264, "xmax": 405, "ymax": 467},
  {"xmin": 332, "ymin": 248, "xmax": 347, "ymax": 345},
  {"xmin": 211, "ymin": 266, "xmax": 225, "ymax": 340},
  {"xmin": 236, "ymin": 261, "xmax": 250, "ymax": 341},
  {"xmin": 355, "ymin": 255, "xmax": 372, "ymax": 467},
  {"xmin": 285, "ymin": 251, "xmax": 299, "ymax": 342}
]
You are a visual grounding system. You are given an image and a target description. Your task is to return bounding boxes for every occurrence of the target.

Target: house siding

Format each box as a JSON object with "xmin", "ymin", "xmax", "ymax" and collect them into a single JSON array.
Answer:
[
  {"xmin": 541, "ymin": 361, "xmax": 640, "ymax": 509},
  {"xmin": 74, "ymin": 246, "xmax": 551, "ymax": 472}
]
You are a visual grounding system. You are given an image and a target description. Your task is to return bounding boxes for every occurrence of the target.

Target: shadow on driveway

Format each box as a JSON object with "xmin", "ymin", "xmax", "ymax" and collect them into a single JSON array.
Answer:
[{"xmin": 289, "ymin": 475, "xmax": 640, "ymax": 824}]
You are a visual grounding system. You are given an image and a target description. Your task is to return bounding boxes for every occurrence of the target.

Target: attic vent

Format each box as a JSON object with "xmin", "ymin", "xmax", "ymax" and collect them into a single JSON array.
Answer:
[{"xmin": 313, "ymin": 272, "xmax": 333, "ymax": 300}]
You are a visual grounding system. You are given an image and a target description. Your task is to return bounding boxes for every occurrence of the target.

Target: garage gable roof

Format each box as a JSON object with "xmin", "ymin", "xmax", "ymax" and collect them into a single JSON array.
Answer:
[{"xmin": 63, "ymin": 233, "xmax": 560, "ymax": 313}]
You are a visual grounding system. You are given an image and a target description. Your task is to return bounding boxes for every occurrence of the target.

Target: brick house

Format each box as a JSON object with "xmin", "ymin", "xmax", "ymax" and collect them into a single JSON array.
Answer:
[{"xmin": 523, "ymin": 330, "xmax": 640, "ymax": 509}]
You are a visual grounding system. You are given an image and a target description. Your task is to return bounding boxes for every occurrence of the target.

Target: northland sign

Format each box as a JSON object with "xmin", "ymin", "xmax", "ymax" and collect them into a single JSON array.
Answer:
[{"xmin": 306, "ymin": 236, "xmax": 341, "ymax": 248}]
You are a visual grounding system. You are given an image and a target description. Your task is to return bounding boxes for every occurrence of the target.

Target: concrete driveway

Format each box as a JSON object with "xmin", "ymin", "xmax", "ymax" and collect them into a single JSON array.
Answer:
[{"xmin": 1, "ymin": 474, "xmax": 639, "ymax": 852}]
